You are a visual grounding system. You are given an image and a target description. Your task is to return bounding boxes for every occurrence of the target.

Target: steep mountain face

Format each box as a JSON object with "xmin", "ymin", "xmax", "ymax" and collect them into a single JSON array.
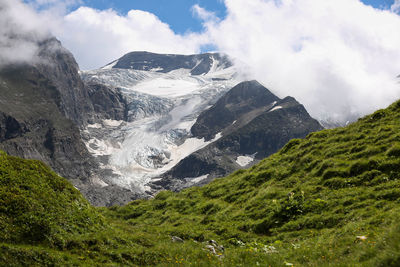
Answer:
[
  {"xmin": 153, "ymin": 81, "xmax": 323, "ymax": 190},
  {"xmin": 191, "ymin": 80, "xmax": 280, "ymax": 141},
  {"xmin": 34, "ymin": 39, "xmax": 93, "ymax": 125},
  {"xmin": 0, "ymin": 63, "xmax": 93, "ymax": 183},
  {"xmin": 0, "ymin": 38, "xmax": 137, "ymax": 206},
  {"xmin": 86, "ymin": 82, "xmax": 129, "ymax": 122}
]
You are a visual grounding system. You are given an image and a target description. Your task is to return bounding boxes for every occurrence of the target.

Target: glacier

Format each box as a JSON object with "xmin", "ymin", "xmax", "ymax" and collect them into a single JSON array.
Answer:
[{"xmin": 81, "ymin": 56, "xmax": 240, "ymax": 194}]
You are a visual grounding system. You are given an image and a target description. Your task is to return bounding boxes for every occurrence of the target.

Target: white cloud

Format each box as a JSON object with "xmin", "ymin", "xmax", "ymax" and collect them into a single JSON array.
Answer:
[
  {"xmin": 0, "ymin": 0, "xmax": 51, "ymax": 67},
  {"xmin": 392, "ymin": 0, "xmax": 400, "ymax": 13},
  {"xmin": 2, "ymin": 1, "xmax": 208, "ymax": 70},
  {"xmin": 192, "ymin": 4, "xmax": 219, "ymax": 23},
  {"xmin": 52, "ymin": 7, "xmax": 208, "ymax": 69},
  {"xmin": 197, "ymin": 0, "xmax": 400, "ymax": 123}
]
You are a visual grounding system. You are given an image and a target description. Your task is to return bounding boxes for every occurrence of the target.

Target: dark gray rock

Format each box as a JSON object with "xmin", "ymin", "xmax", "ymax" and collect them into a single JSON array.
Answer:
[
  {"xmin": 0, "ymin": 113, "xmax": 28, "ymax": 142},
  {"xmin": 153, "ymin": 81, "xmax": 323, "ymax": 191},
  {"xmin": 191, "ymin": 80, "xmax": 280, "ymax": 141},
  {"xmin": 111, "ymin": 51, "xmax": 232, "ymax": 75},
  {"xmin": 0, "ymin": 39, "xmax": 135, "ymax": 206},
  {"xmin": 35, "ymin": 38, "xmax": 94, "ymax": 125},
  {"xmin": 86, "ymin": 82, "xmax": 129, "ymax": 122},
  {"xmin": 0, "ymin": 64, "xmax": 94, "ymax": 182},
  {"xmin": 78, "ymin": 184, "xmax": 144, "ymax": 207}
]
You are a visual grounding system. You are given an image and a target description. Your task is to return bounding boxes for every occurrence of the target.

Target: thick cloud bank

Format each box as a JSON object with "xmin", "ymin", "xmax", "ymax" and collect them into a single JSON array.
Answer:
[
  {"xmin": 56, "ymin": 7, "xmax": 207, "ymax": 70},
  {"xmin": 392, "ymin": 0, "xmax": 400, "ymax": 13},
  {"xmin": 0, "ymin": 0, "xmax": 50, "ymax": 67},
  {"xmin": 3, "ymin": 1, "xmax": 207, "ymax": 70},
  {"xmin": 3, "ymin": 0, "xmax": 400, "ymax": 123},
  {"xmin": 199, "ymin": 0, "xmax": 400, "ymax": 123}
]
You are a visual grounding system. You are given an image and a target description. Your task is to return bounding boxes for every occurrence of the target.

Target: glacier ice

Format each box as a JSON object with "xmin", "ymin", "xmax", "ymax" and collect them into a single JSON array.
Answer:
[{"xmin": 81, "ymin": 57, "xmax": 239, "ymax": 193}]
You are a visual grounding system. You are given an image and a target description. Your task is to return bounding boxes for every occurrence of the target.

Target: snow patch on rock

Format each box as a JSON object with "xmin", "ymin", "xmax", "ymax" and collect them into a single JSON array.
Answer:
[
  {"xmin": 269, "ymin": 105, "xmax": 282, "ymax": 112},
  {"xmin": 87, "ymin": 123, "xmax": 102, "ymax": 129},
  {"xmin": 103, "ymin": 119, "xmax": 124, "ymax": 127},
  {"xmin": 236, "ymin": 155, "xmax": 255, "ymax": 167},
  {"xmin": 102, "ymin": 60, "xmax": 118, "ymax": 70},
  {"xmin": 185, "ymin": 174, "xmax": 209, "ymax": 185}
]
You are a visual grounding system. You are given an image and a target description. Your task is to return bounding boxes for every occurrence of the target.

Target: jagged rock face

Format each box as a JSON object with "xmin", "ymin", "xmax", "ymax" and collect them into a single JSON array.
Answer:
[
  {"xmin": 86, "ymin": 82, "xmax": 128, "ymax": 122},
  {"xmin": 154, "ymin": 82, "xmax": 323, "ymax": 191},
  {"xmin": 0, "ymin": 39, "xmax": 138, "ymax": 206},
  {"xmin": 0, "ymin": 113, "xmax": 28, "ymax": 142},
  {"xmin": 191, "ymin": 80, "xmax": 280, "ymax": 141},
  {"xmin": 110, "ymin": 51, "xmax": 232, "ymax": 75},
  {"xmin": 32, "ymin": 39, "xmax": 127, "ymax": 125},
  {"xmin": 0, "ymin": 64, "xmax": 94, "ymax": 182},
  {"xmin": 35, "ymin": 38, "xmax": 94, "ymax": 125}
]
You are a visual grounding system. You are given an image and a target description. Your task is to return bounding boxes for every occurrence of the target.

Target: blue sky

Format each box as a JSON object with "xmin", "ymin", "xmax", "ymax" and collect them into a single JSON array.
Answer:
[
  {"xmin": 83, "ymin": 0, "xmax": 226, "ymax": 34},
  {"xmin": 362, "ymin": 0, "xmax": 395, "ymax": 9},
  {"xmin": 79, "ymin": 0, "xmax": 394, "ymax": 34}
]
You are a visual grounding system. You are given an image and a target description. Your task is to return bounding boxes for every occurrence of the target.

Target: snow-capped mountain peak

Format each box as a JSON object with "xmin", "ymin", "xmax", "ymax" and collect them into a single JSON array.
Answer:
[{"xmin": 101, "ymin": 51, "xmax": 233, "ymax": 76}]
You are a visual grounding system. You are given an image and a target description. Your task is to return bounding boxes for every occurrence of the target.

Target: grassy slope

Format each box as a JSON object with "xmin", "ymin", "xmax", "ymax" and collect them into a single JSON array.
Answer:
[{"xmin": 1, "ymin": 100, "xmax": 400, "ymax": 266}]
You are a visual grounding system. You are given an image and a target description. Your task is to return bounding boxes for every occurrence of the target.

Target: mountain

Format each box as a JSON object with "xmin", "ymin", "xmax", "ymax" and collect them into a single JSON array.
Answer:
[
  {"xmin": 104, "ymin": 51, "xmax": 232, "ymax": 75},
  {"xmin": 191, "ymin": 80, "xmax": 281, "ymax": 141},
  {"xmin": 0, "ymin": 38, "xmax": 138, "ymax": 206},
  {"xmin": 154, "ymin": 80, "xmax": 323, "ymax": 190},
  {"xmin": 0, "ymin": 39, "xmax": 93, "ymax": 183},
  {"xmin": 1, "ymin": 98, "xmax": 400, "ymax": 266},
  {"xmin": 80, "ymin": 51, "xmax": 241, "ymax": 196},
  {"xmin": 1, "ymin": 42, "xmax": 247, "ymax": 205},
  {"xmin": 81, "ymin": 52, "xmax": 322, "ymax": 199},
  {"xmin": 0, "ymin": 42, "xmax": 324, "ymax": 205}
]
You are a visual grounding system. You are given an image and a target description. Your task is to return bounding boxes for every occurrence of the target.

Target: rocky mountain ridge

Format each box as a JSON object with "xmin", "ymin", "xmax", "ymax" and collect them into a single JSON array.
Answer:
[
  {"xmin": 0, "ymin": 38, "xmax": 137, "ymax": 206},
  {"xmin": 153, "ymin": 81, "xmax": 323, "ymax": 190},
  {"xmin": 105, "ymin": 51, "xmax": 232, "ymax": 75}
]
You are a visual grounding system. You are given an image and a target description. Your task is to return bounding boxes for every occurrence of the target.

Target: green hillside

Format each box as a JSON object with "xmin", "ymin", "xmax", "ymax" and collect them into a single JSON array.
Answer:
[{"xmin": 1, "ymin": 100, "xmax": 400, "ymax": 266}]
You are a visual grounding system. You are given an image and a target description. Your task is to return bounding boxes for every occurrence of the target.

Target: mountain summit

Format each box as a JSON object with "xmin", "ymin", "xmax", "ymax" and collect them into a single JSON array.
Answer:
[
  {"xmin": 103, "ymin": 51, "xmax": 233, "ymax": 75},
  {"xmin": 154, "ymin": 80, "xmax": 323, "ymax": 190}
]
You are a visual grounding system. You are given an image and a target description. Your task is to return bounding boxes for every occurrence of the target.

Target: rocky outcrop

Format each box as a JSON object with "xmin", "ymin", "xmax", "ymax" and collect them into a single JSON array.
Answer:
[
  {"xmin": 35, "ymin": 38, "xmax": 94, "ymax": 125},
  {"xmin": 0, "ymin": 64, "xmax": 94, "ymax": 182},
  {"xmin": 191, "ymin": 80, "xmax": 280, "ymax": 140},
  {"xmin": 0, "ymin": 39, "xmax": 135, "ymax": 206},
  {"xmin": 0, "ymin": 113, "xmax": 28, "ymax": 142},
  {"xmin": 86, "ymin": 82, "xmax": 128, "ymax": 122}
]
